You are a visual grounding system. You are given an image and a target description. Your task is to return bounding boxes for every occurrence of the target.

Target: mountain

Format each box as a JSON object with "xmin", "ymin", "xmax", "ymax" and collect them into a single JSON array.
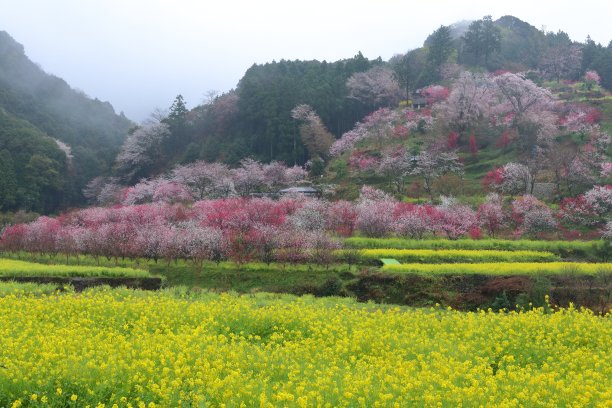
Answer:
[{"xmin": 0, "ymin": 31, "xmax": 133, "ymax": 212}]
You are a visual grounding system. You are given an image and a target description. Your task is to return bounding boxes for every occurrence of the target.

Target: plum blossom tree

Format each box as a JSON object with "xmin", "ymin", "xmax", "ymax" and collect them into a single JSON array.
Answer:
[
  {"xmin": 376, "ymin": 145, "xmax": 412, "ymax": 193},
  {"xmin": 288, "ymin": 199, "xmax": 328, "ymax": 232},
  {"xmin": 291, "ymin": 104, "xmax": 336, "ymax": 161},
  {"xmin": 436, "ymin": 197, "xmax": 478, "ymax": 239},
  {"xmin": 346, "ymin": 66, "xmax": 403, "ymax": 107},
  {"xmin": 436, "ymin": 71, "xmax": 494, "ymax": 132},
  {"xmin": 584, "ymin": 70, "xmax": 601, "ymax": 90},
  {"xmin": 115, "ymin": 122, "xmax": 171, "ymax": 183},
  {"xmin": 409, "ymin": 147, "xmax": 463, "ymax": 200},
  {"xmin": 393, "ymin": 204, "xmax": 437, "ymax": 238},
  {"xmin": 152, "ymin": 181, "xmax": 194, "ymax": 204},
  {"xmin": 511, "ymin": 195, "xmax": 556, "ymax": 235},
  {"xmin": 171, "ymin": 161, "xmax": 233, "ymax": 199},
  {"xmin": 477, "ymin": 193, "xmax": 506, "ymax": 237},
  {"xmin": 583, "ymin": 185, "xmax": 612, "ymax": 219},
  {"xmin": 498, "ymin": 163, "xmax": 531, "ymax": 195},
  {"xmin": 327, "ymin": 200, "xmax": 357, "ymax": 237},
  {"xmin": 539, "ymin": 44, "xmax": 582, "ymax": 83},
  {"xmin": 231, "ymin": 158, "xmax": 265, "ymax": 196}
]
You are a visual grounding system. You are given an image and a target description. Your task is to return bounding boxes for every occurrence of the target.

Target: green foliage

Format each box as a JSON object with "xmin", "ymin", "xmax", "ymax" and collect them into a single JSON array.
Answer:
[
  {"xmin": 0, "ymin": 31, "xmax": 133, "ymax": 212},
  {"xmin": 351, "ymin": 249, "xmax": 560, "ymax": 264},
  {"xmin": 0, "ymin": 258, "xmax": 151, "ymax": 278},
  {"xmin": 344, "ymin": 238, "xmax": 601, "ymax": 259}
]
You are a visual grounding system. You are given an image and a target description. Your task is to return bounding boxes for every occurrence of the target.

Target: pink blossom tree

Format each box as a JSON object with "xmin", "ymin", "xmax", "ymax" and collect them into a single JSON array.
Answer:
[
  {"xmin": 231, "ymin": 158, "xmax": 265, "ymax": 197},
  {"xmin": 346, "ymin": 66, "xmax": 403, "ymax": 107},
  {"xmin": 477, "ymin": 193, "xmax": 506, "ymax": 237},
  {"xmin": 327, "ymin": 200, "xmax": 357, "ymax": 237}
]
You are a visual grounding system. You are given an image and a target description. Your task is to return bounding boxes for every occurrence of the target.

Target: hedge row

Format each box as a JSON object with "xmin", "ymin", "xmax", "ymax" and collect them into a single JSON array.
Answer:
[
  {"xmin": 0, "ymin": 259, "xmax": 151, "ymax": 278},
  {"xmin": 354, "ymin": 249, "xmax": 559, "ymax": 264},
  {"xmin": 381, "ymin": 262, "xmax": 612, "ymax": 276},
  {"xmin": 344, "ymin": 238, "xmax": 609, "ymax": 260}
]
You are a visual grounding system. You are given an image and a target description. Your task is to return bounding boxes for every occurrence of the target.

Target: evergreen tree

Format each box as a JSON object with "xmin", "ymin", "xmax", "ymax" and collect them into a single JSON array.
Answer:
[
  {"xmin": 427, "ymin": 25, "xmax": 454, "ymax": 70},
  {"xmin": 0, "ymin": 149, "xmax": 17, "ymax": 210},
  {"xmin": 463, "ymin": 16, "xmax": 501, "ymax": 66}
]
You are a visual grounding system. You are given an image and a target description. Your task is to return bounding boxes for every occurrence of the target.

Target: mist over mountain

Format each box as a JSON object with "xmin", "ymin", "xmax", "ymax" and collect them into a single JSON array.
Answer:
[
  {"xmin": 1, "ymin": 15, "xmax": 611, "ymax": 214},
  {"xmin": 0, "ymin": 31, "xmax": 133, "ymax": 212}
]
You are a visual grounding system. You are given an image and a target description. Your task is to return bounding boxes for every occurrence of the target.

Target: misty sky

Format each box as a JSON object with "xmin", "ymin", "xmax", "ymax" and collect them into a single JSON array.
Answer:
[{"xmin": 1, "ymin": 0, "xmax": 610, "ymax": 121}]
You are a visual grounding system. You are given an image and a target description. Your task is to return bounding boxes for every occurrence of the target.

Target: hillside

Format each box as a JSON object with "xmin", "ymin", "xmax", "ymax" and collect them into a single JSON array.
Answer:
[
  {"xmin": 108, "ymin": 16, "xmax": 611, "ymax": 186},
  {"xmin": 0, "ymin": 31, "xmax": 133, "ymax": 212}
]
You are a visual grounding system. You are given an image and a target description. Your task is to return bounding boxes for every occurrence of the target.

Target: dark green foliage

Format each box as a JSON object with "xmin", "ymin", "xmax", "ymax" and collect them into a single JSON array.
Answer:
[
  {"xmin": 185, "ymin": 55, "xmax": 380, "ymax": 166},
  {"xmin": 0, "ymin": 31, "xmax": 133, "ymax": 211},
  {"xmin": 426, "ymin": 25, "xmax": 454, "ymax": 72},
  {"xmin": 462, "ymin": 16, "xmax": 501, "ymax": 67},
  {"xmin": 0, "ymin": 110, "xmax": 67, "ymax": 213}
]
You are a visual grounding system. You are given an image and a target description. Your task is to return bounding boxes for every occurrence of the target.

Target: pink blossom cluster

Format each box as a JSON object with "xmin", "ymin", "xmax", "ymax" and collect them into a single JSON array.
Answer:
[
  {"xmin": 3, "ymin": 188, "xmax": 611, "ymax": 262},
  {"xmin": 329, "ymin": 107, "xmax": 432, "ymax": 156}
]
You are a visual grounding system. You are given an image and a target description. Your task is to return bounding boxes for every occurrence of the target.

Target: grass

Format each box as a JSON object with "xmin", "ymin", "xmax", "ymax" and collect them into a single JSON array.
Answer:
[
  {"xmin": 1, "ymin": 253, "xmax": 353, "ymax": 292},
  {"xmin": 353, "ymin": 249, "xmax": 559, "ymax": 263},
  {"xmin": 344, "ymin": 237, "xmax": 602, "ymax": 258},
  {"xmin": 0, "ymin": 281, "xmax": 68, "ymax": 296},
  {"xmin": 0, "ymin": 258, "xmax": 151, "ymax": 278},
  {"xmin": 382, "ymin": 262, "xmax": 612, "ymax": 276}
]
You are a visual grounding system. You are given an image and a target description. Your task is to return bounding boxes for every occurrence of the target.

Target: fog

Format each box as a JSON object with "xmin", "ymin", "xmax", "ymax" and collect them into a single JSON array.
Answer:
[{"xmin": 1, "ymin": 0, "xmax": 610, "ymax": 121}]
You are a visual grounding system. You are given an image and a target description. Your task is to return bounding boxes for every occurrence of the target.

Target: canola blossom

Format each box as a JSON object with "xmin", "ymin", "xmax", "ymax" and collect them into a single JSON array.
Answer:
[
  {"xmin": 355, "ymin": 249, "xmax": 559, "ymax": 263},
  {"xmin": 0, "ymin": 287, "xmax": 610, "ymax": 407},
  {"xmin": 383, "ymin": 262, "xmax": 612, "ymax": 275},
  {"xmin": 0, "ymin": 259, "xmax": 150, "ymax": 278}
]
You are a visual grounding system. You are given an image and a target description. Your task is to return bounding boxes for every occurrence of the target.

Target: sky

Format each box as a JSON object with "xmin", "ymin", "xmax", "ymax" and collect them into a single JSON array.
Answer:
[{"xmin": 1, "ymin": 0, "xmax": 610, "ymax": 121}]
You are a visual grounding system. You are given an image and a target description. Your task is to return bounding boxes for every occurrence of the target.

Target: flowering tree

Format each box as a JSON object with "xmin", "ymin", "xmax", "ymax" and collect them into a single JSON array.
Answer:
[
  {"xmin": 584, "ymin": 185, "xmax": 612, "ymax": 221},
  {"xmin": 172, "ymin": 161, "xmax": 233, "ymax": 199},
  {"xmin": 410, "ymin": 148, "xmax": 463, "ymax": 200},
  {"xmin": 152, "ymin": 181, "xmax": 194, "ymax": 204},
  {"xmin": 346, "ymin": 66, "xmax": 403, "ymax": 107},
  {"xmin": 511, "ymin": 195, "xmax": 556, "ymax": 235},
  {"xmin": 498, "ymin": 163, "xmax": 531, "ymax": 195},
  {"xmin": 584, "ymin": 70, "xmax": 601, "ymax": 90},
  {"xmin": 288, "ymin": 199, "xmax": 328, "ymax": 232},
  {"xmin": 477, "ymin": 193, "xmax": 506, "ymax": 237},
  {"xmin": 376, "ymin": 146, "xmax": 412, "ymax": 193},
  {"xmin": 539, "ymin": 44, "xmax": 582, "ymax": 83},
  {"xmin": 115, "ymin": 122, "xmax": 170, "ymax": 183},
  {"xmin": 436, "ymin": 71, "xmax": 494, "ymax": 132},
  {"xmin": 419, "ymin": 85, "xmax": 450, "ymax": 104},
  {"xmin": 327, "ymin": 200, "xmax": 357, "ymax": 237},
  {"xmin": 436, "ymin": 198, "xmax": 478, "ymax": 239},
  {"xmin": 231, "ymin": 158, "xmax": 265, "ymax": 197},
  {"xmin": 291, "ymin": 104, "xmax": 335, "ymax": 161},
  {"xmin": 393, "ymin": 204, "xmax": 437, "ymax": 238}
]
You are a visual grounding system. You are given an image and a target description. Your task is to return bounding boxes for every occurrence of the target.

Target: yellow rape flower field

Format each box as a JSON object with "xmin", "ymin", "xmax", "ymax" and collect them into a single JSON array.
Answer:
[{"xmin": 0, "ymin": 286, "xmax": 610, "ymax": 407}]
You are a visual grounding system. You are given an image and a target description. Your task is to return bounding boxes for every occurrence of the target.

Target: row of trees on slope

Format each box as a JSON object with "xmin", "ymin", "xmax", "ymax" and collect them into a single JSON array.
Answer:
[
  {"xmin": 1, "ymin": 186, "xmax": 610, "ymax": 268},
  {"xmin": 333, "ymin": 70, "xmax": 610, "ymax": 200}
]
